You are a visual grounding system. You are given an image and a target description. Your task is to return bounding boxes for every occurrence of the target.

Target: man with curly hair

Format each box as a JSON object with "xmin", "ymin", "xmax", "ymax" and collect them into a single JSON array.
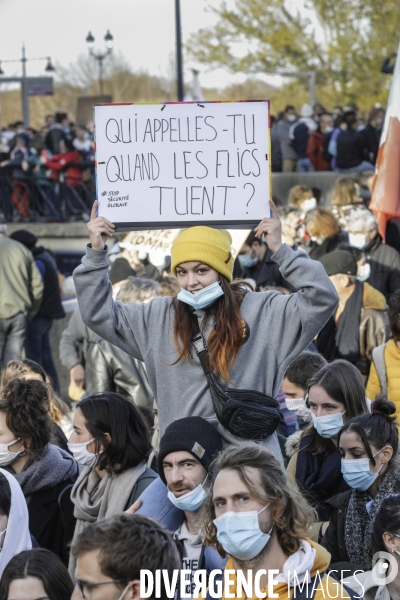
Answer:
[{"xmin": 201, "ymin": 443, "xmax": 354, "ymax": 599}]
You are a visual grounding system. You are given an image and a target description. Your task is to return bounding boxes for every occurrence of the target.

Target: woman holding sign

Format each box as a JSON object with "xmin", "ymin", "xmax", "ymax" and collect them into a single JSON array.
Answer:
[{"xmin": 74, "ymin": 200, "xmax": 337, "ymax": 459}]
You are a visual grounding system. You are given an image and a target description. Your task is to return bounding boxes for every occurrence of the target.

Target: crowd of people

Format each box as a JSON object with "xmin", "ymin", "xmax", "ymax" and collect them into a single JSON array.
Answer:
[
  {"xmin": 0, "ymin": 113, "xmax": 95, "ymax": 222},
  {"xmin": 271, "ymin": 102, "xmax": 385, "ymax": 173},
  {"xmin": 0, "ymin": 180, "xmax": 400, "ymax": 600}
]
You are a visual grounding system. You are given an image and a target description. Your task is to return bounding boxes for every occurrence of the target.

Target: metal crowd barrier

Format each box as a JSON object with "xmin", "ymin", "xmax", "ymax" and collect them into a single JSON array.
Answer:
[{"xmin": 0, "ymin": 162, "xmax": 96, "ymax": 222}]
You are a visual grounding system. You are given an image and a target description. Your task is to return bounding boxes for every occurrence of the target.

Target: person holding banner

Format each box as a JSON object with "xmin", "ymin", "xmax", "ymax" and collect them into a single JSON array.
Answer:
[{"xmin": 73, "ymin": 199, "xmax": 338, "ymax": 463}]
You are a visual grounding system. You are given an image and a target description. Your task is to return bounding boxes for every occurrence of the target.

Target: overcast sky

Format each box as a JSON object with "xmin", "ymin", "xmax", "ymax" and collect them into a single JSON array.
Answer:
[{"xmin": 0, "ymin": 0, "xmax": 255, "ymax": 90}]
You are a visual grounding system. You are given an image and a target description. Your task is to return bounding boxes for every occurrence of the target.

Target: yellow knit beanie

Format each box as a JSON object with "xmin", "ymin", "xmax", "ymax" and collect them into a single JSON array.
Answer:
[{"xmin": 171, "ymin": 226, "xmax": 234, "ymax": 281}]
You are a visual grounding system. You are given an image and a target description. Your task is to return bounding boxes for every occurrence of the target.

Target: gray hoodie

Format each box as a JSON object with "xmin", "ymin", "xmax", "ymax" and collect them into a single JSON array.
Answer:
[{"xmin": 73, "ymin": 243, "xmax": 338, "ymax": 458}]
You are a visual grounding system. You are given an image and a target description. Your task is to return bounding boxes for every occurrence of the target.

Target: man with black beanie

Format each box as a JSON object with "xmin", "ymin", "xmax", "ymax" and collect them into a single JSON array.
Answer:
[
  {"xmin": 155, "ymin": 416, "xmax": 224, "ymax": 598},
  {"xmin": 316, "ymin": 250, "xmax": 389, "ymax": 377}
]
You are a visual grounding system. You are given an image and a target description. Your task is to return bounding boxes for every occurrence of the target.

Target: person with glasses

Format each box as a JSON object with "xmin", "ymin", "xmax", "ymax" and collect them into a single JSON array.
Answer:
[
  {"xmin": 0, "ymin": 548, "xmax": 73, "ymax": 600},
  {"xmin": 70, "ymin": 513, "xmax": 180, "ymax": 600}
]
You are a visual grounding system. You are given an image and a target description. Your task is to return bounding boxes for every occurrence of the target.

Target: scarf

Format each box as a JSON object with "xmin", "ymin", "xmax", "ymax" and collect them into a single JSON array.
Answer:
[
  {"xmin": 274, "ymin": 539, "xmax": 316, "ymax": 585},
  {"xmin": 68, "ymin": 461, "xmax": 146, "ymax": 576},
  {"xmin": 12, "ymin": 444, "xmax": 77, "ymax": 502},
  {"xmin": 316, "ymin": 281, "xmax": 363, "ymax": 365},
  {"xmin": 345, "ymin": 463, "xmax": 400, "ymax": 567},
  {"xmin": 295, "ymin": 435, "xmax": 349, "ymax": 520},
  {"xmin": 335, "ymin": 280, "xmax": 363, "ymax": 366},
  {"xmin": 0, "ymin": 468, "xmax": 32, "ymax": 578}
]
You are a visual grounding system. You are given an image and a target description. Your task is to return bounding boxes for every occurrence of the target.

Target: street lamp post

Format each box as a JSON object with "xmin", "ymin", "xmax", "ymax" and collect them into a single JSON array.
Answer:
[
  {"xmin": 86, "ymin": 30, "xmax": 114, "ymax": 96},
  {"xmin": 0, "ymin": 43, "xmax": 55, "ymax": 127},
  {"xmin": 175, "ymin": 0, "xmax": 184, "ymax": 101}
]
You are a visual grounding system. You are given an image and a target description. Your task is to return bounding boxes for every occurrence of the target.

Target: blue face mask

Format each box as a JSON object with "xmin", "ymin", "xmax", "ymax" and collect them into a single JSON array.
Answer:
[
  {"xmin": 213, "ymin": 504, "xmax": 272, "ymax": 561},
  {"xmin": 341, "ymin": 449, "xmax": 385, "ymax": 491},
  {"xmin": 177, "ymin": 281, "xmax": 224, "ymax": 310},
  {"xmin": 238, "ymin": 254, "xmax": 258, "ymax": 269},
  {"xmin": 167, "ymin": 475, "xmax": 208, "ymax": 512},
  {"xmin": 311, "ymin": 410, "xmax": 346, "ymax": 439}
]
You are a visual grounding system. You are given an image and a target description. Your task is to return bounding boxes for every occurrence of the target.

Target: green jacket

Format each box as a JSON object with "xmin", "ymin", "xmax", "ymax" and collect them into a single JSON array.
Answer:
[{"xmin": 0, "ymin": 236, "xmax": 44, "ymax": 319}]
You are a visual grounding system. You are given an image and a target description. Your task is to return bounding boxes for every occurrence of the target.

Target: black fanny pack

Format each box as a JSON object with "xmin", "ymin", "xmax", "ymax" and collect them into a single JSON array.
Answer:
[{"xmin": 192, "ymin": 319, "xmax": 281, "ymax": 441}]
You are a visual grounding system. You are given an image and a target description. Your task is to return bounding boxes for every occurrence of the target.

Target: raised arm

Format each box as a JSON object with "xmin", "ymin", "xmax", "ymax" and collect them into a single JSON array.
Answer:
[
  {"xmin": 254, "ymin": 202, "xmax": 339, "ymax": 371},
  {"xmin": 73, "ymin": 202, "xmax": 164, "ymax": 361}
]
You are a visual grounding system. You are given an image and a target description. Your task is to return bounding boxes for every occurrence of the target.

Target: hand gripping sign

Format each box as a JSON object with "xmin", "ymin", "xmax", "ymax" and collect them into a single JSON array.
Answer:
[{"xmin": 94, "ymin": 100, "xmax": 271, "ymax": 231}]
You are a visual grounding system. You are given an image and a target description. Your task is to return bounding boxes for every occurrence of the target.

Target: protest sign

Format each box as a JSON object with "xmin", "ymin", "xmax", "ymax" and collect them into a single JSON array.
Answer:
[{"xmin": 94, "ymin": 101, "xmax": 271, "ymax": 230}]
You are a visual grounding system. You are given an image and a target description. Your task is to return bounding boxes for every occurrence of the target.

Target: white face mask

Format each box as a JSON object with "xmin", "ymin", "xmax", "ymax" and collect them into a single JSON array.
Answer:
[
  {"xmin": 286, "ymin": 114, "xmax": 297, "ymax": 122},
  {"xmin": 0, "ymin": 438, "xmax": 23, "ymax": 467},
  {"xmin": 300, "ymin": 198, "xmax": 317, "ymax": 213},
  {"xmin": 285, "ymin": 397, "xmax": 311, "ymax": 421},
  {"xmin": 349, "ymin": 233, "xmax": 367, "ymax": 249},
  {"xmin": 67, "ymin": 438, "xmax": 101, "ymax": 468},
  {"xmin": 310, "ymin": 235, "xmax": 326, "ymax": 245},
  {"xmin": 357, "ymin": 263, "xmax": 371, "ymax": 282}
]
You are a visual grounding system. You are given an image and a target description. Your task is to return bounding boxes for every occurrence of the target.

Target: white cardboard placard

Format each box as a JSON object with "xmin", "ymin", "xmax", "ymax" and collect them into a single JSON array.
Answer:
[{"xmin": 94, "ymin": 101, "xmax": 271, "ymax": 230}]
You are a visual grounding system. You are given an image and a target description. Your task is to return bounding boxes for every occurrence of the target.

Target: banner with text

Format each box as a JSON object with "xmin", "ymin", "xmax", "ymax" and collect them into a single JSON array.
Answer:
[{"xmin": 94, "ymin": 101, "xmax": 271, "ymax": 230}]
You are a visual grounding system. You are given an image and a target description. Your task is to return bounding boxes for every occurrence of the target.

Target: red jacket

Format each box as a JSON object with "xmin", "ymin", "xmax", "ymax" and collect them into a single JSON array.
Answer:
[
  {"xmin": 307, "ymin": 130, "xmax": 331, "ymax": 171},
  {"xmin": 45, "ymin": 151, "xmax": 82, "ymax": 187}
]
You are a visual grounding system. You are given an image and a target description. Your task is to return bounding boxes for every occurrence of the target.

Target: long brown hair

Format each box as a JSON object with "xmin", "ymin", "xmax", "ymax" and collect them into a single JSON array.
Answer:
[
  {"xmin": 302, "ymin": 359, "xmax": 368, "ymax": 458},
  {"xmin": 172, "ymin": 277, "xmax": 251, "ymax": 382},
  {"xmin": 202, "ymin": 443, "xmax": 317, "ymax": 557}
]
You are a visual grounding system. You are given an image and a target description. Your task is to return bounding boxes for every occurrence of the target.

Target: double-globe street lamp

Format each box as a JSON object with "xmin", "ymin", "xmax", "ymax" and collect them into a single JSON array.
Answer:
[{"xmin": 85, "ymin": 30, "xmax": 114, "ymax": 96}]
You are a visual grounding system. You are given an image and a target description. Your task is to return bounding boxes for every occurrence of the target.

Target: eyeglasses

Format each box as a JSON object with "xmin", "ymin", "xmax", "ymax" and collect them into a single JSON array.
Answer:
[{"xmin": 75, "ymin": 579, "xmax": 130, "ymax": 598}]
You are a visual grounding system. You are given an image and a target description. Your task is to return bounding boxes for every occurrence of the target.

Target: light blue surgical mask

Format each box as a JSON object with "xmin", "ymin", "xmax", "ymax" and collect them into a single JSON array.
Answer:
[
  {"xmin": 177, "ymin": 281, "xmax": 224, "ymax": 310},
  {"xmin": 213, "ymin": 504, "xmax": 272, "ymax": 560},
  {"xmin": 167, "ymin": 475, "xmax": 208, "ymax": 512},
  {"xmin": 325, "ymin": 126, "xmax": 334, "ymax": 134},
  {"xmin": 357, "ymin": 263, "xmax": 371, "ymax": 282},
  {"xmin": 238, "ymin": 254, "xmax": 258, "ymax": 269},
  {"xmin": 311, "ymin": 410, "xmax": 346, "ymax": 439},
  {"xmin": 341, "ymin": 448, "xmax": 385, "ymax": 491}
]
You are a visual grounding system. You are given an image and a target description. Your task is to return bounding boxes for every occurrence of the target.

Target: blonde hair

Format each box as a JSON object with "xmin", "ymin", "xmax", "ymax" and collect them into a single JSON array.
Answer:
[
  {"xmin": 305, "ymin": 207, "xmax": 340, "ymax": 239},
  {"xmin": 331, "ymin": 178, "xmax": 361, "ymax": 207},
  {"xmin": 201, "ymin": 443, "xmax": 316, "ymax": 557},
  {"xmin": 288, "ymin": 185, "xmax": 313, "ymax": 207}
]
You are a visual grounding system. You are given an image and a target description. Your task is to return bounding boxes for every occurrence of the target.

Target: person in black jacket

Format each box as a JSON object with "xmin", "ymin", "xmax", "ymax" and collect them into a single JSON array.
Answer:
[
  {"xmin": 304, "ymin": 207, "xmax": 348, "ymax": 261},
  {"xmin": 347, "ymin": 208, "xmax": 400, "ymax": 297},
  {"xmin": 10, "ymin": 230, "xmax": 65, "ymax": 390},
  {"xmin": 361, "ymin": 107, "xmax": 384, "ymax": 165},
  {"xmin": 321, "ymin": 396, "xmax": 400, "ymax": 576},
  {"xmin": 84, "ymin": 277, "xmax": 160, "ymax": 423},
  {"xmin": 67, "ymin": 392, "xmax": 157, "ymax": 577},
  {"xmin": 0, "ymin": 378, "xmax": 77, "ymax": 566},
  {"xmin": 44, "ymin": 112, "xmax": 73, "ymax": 155},
  {"xmin": 286, "ymin": 360, "xmax": 368, "ymax": 542},
  {"xmin": 237, "ymin": 231, "xmax": 296, "ymax": 291},
  {"xmin": 335, "ymin": 111, "xmax": 375, "ymax": 172}
]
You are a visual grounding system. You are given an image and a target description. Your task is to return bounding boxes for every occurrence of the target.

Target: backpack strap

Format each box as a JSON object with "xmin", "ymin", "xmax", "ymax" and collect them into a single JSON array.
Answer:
[{"xmin": 371, "ymin": 343, "xmax": 387, "ymax": 396}]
